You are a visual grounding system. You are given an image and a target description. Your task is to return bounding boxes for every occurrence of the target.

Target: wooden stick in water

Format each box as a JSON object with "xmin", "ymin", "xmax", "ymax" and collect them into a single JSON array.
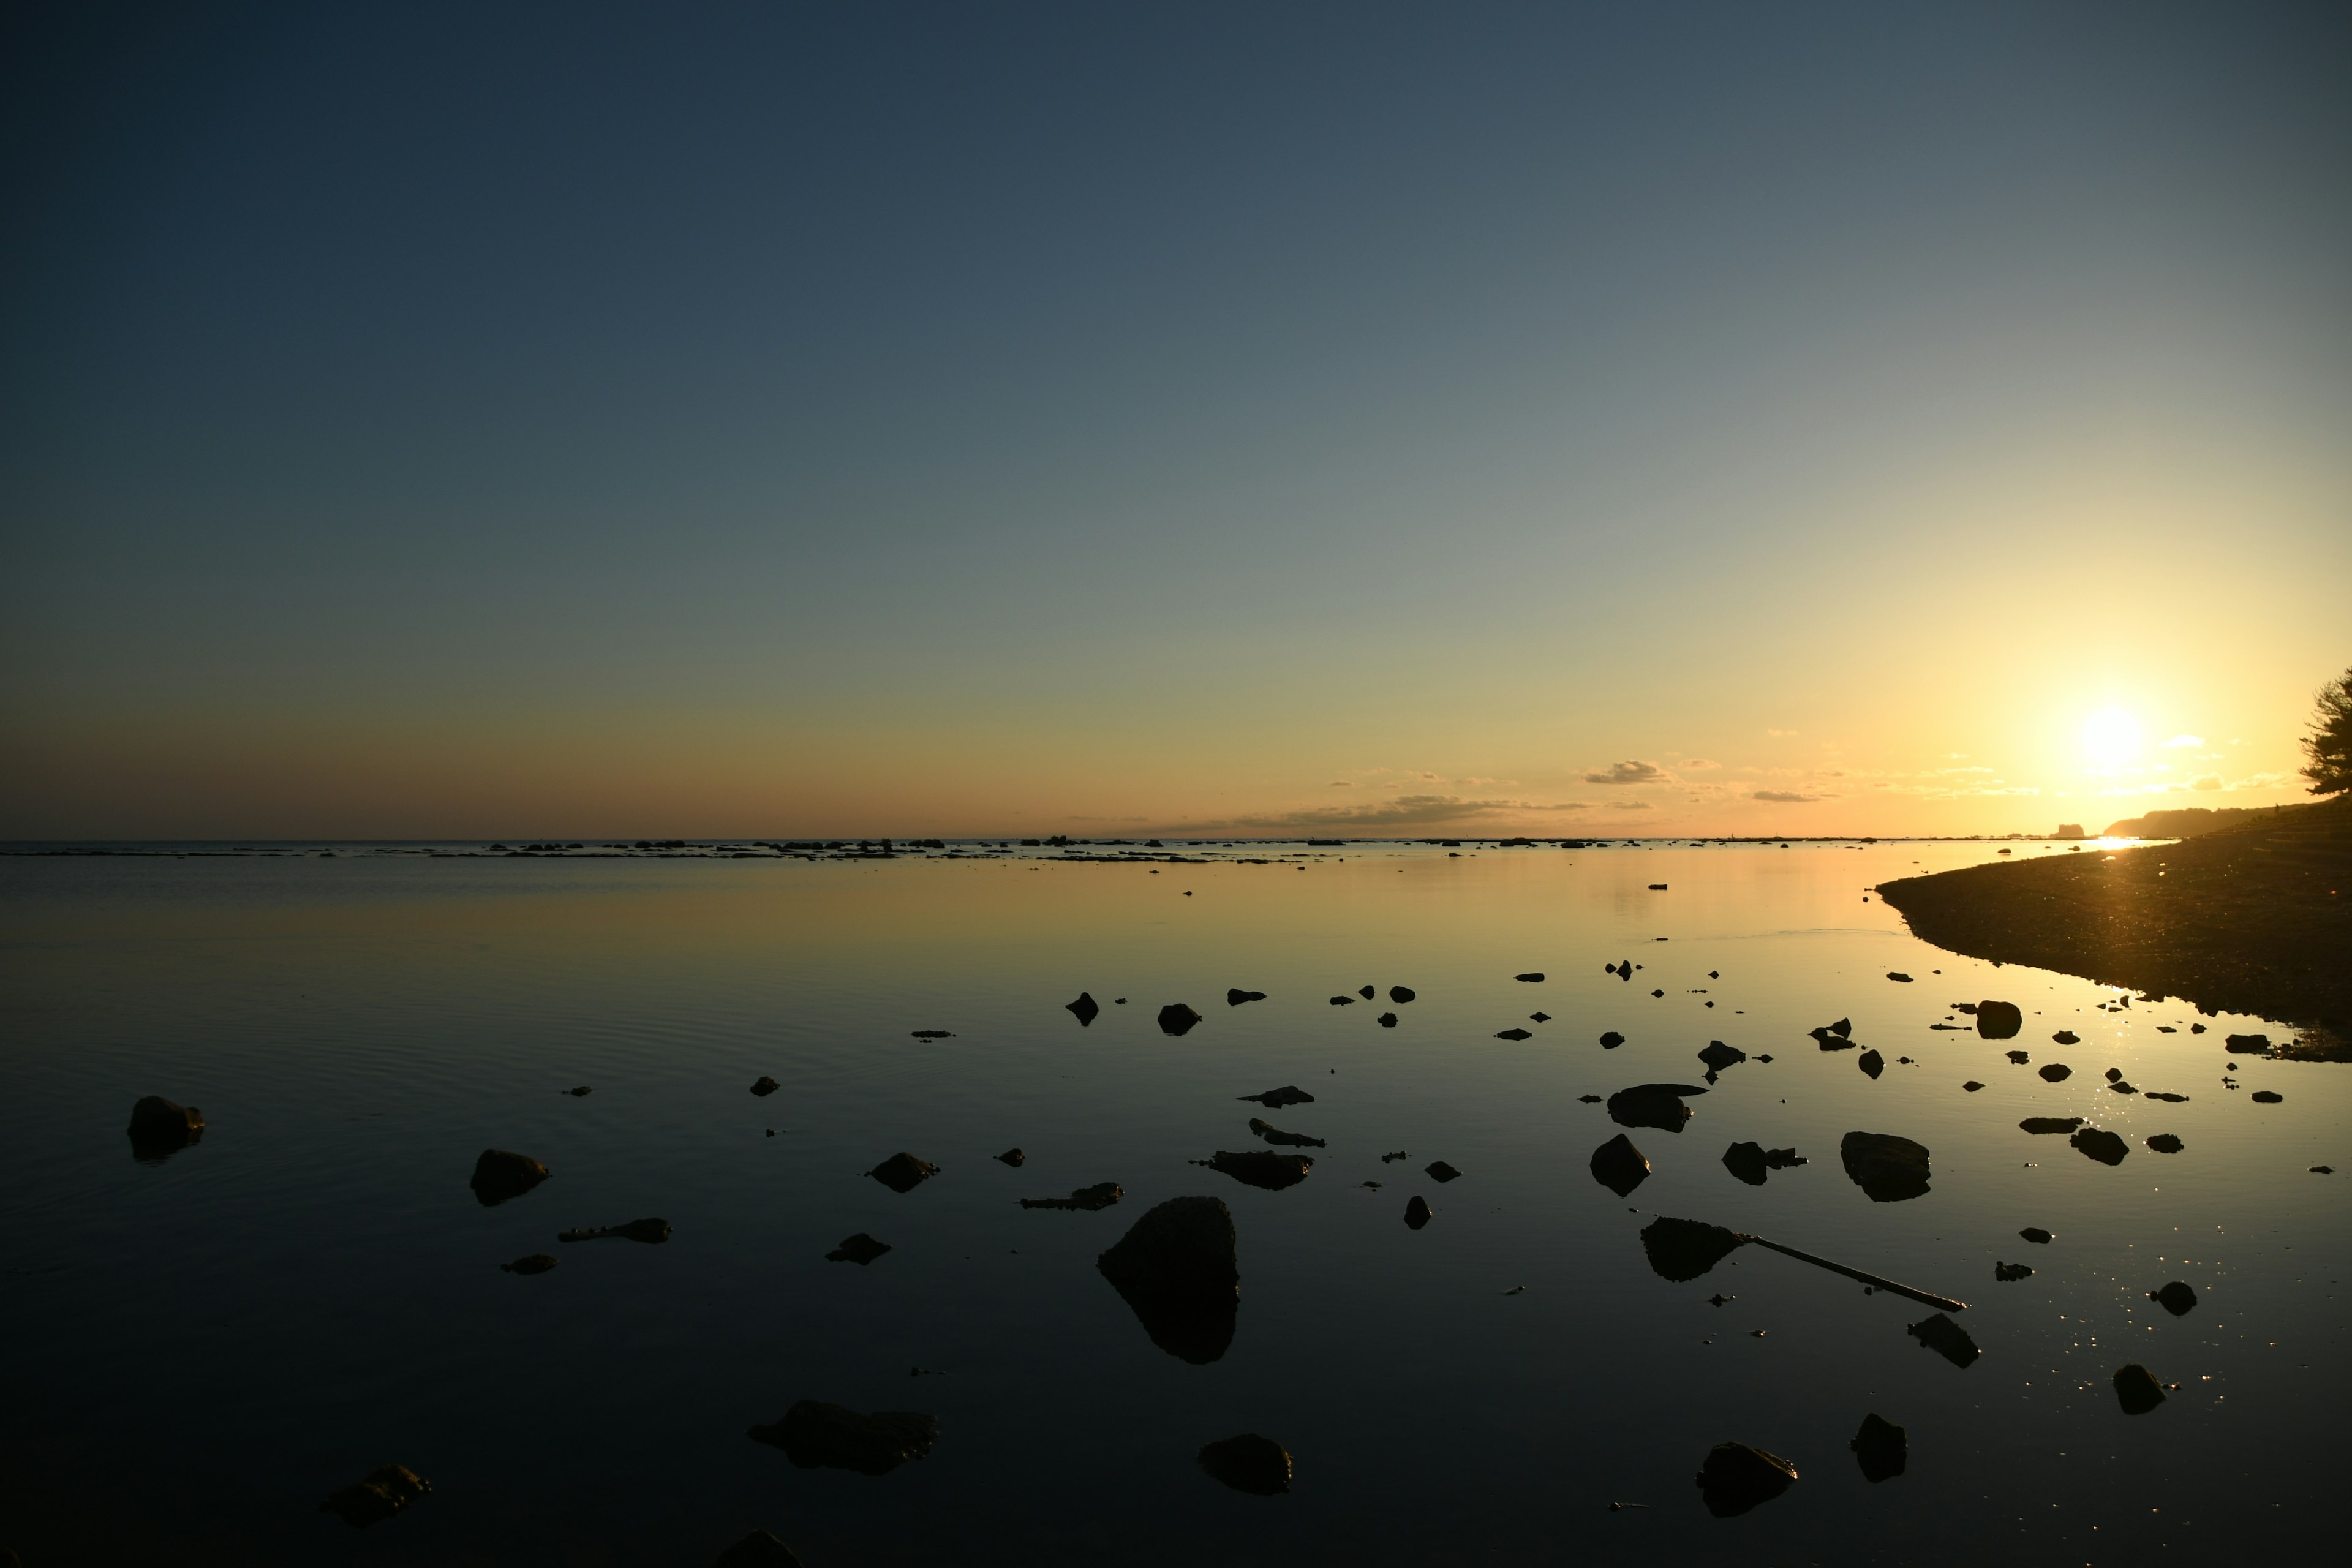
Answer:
[{"xmin": 1736, "ymin": 1232, "xmax": 1968, "ymax": 1313}]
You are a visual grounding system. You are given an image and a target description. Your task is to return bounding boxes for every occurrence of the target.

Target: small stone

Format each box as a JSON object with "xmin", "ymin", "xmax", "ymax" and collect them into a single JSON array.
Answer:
[
  {"xmin": 1841, "ymin": 1131, "xmax": 1931, "ymax": 1202},
  {"xmin": 2038, "ymin": 1063, "xmax": 2071, "ymax": 1082},
  {"xmin": 1906, "ymin": 1312, "xmax": 1981, "ymax": 1368},
  {"xmin": 1590, "ymin": 1134, "xmax": 1651, "ymax": 1196},
  {"xmin": 2251, "ymin": 1090, "xmax": 2283, "ymax": 1104},
  {"xmin": 2006, "ymin": 1050, "xmax": 2030, "ymax": 1065},
  {"xmin": 869, "ymin": 1152, "xmax": 940, "ymax": 1193},
  {"xmin": 995, "ymin": 1148, "xmax": 1026, "ymax": 1166},
  {"xmin": 1358, "ymin": 984, "xmax": 1375, "ymax": 999},
  {"xmin": 1962, "ymin": 1080, "xmax": 1985, "ymax": 1092},
  {"xmin": 567, "ymin": 1085, "xmax": 592, "ymax": 1096},
  {"xmin": 1237, "ymin": 1085, "xmax": 1314, "ymax": 1107},
  {"xmin": 470, "ymin": 1148, "xmax": 551, "ymax": 1207},
  {"xmin": 1494, "ymin": 1028, "xmax": 1532, "ymax": 1041},
  {"xmin": 1849, "ymin": 1414, "xmax": 1906, "ymax": 1483},
  {"xmin": 2019, "ymin": 1226, "xmax": 2053, "ymax": 1244},
  {"xmin": 1530, "ymin": 1011, "xmax": 1552, "ymax": 1022},
  {"xmin": 826, "ymin": 1232, "xmax": 892, "ymax": 1264},
  {"xmin": 2145, "ymin": 1133, "xmax": 2184, "ymax": 1154},
  {"xmin": 1600, "ymin": 1031, "xmax": 1626, "ymax": 1048},
  {"xmin": 1695, "ymin": 1442, "xmax": 1798, "ymax": 1517},
  {"xmin": 1376, "ymin": 1011, "xmax": 1399, "ymax": 1027},
  {"xmin": 1390, "ymin": 986, "xmax": 1417, "ymax": 1003},
  {"xmin": 1425, "ymin": 1160, "xmax": 1461, "ymax": 1183},
  {"xmin": 1066, "ymin": 992, "xmax": 1101, "ymax": 1025},
  {"xmin": 1197, "ymin": 1433, "xmax": 1292, "ymax": 1494},
  {"xmin": 2150, "ymin": 1280, "xmax": 2197, "ymax": 1316},
  {"xmin": 747, "ymin": 1401, "xmax": 938, "ymax": 1473},
  {"xmin": 712, "ymin": 1531, "xmax": 805, "ymax": 1567},
  {"xmin": 1887, "ymin": 971, "xmax": 1913, "ymax": 982},
  {"xmin": 1019, "ymin": 1182, "xmax": 1124, "ymax": 1212},
  {"xmin": 1975, "ymin": 1001, "xmax": 2024, "ymax": 1039},
  {"xmin": 1858, "ymin": 1049, "xmax": 1885, "ymax": 1079},
  {"xmin": 1404, "ymin": 1194, "xmax": 1434, "ymax": 1229},
  {"xmin": 2053, "ymin": 1030, "xmax": 2080, "ymax": 1045},
  {"xmin": 2019, "ymin": 1116, "xmax": 2082, "ymax": 1134},
  {"xmin": 2113, "ymin": 1363, "xmax": 2166, "ymax": 1415},
  {"xmin": 1250, "ymin": 1117, "xmax": 1325, "ymax": 1148},
  {"xmin": 1158, "ymin": 1003, "xmax": 1204, "ymax": 1036},
  {"xmin": 750, "ymin": 1076, "xmax": 782, "ymax": 1097},
  {"xmin": 2070, "ymin": 1127, "xmax": 2130, "ymax": 1166},
  {"xmin": 1516, "ymin": 972, "xmax": 1545, "ymax": 982},
  {"xmin": 1226, "ymin": 989, "xmax": 1267, "ymax": 1006},
  {"xmin": 1994, "ymin": 1261, "xmax": 2033, "ymax": 1281},
  {"xmin": 501, "ymin": 1254, "xmax": 558, "ymax": 1275}
]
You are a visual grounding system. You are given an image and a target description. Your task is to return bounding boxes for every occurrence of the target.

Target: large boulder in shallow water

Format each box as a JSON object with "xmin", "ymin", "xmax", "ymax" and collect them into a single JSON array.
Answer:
[
  {"xmin": 1158, "ymin": 1003, "xmax": 1203, "ymax": 1036},
  {"xmin": 127, "ymin": 1096, "xmax": 204, "ymax": 1161},
  {"xmin": 868, "ymin": 1152, "xmax": 940, "ymax": 1192},
  {"xmin": 1695, "ymin": 1442, "xmax": 1798, "ymax": 1517},
  {"xmin": 747, "ymin": 1400, "xmax": 937, "ymax": 1474},
  {"xmin": 1850, "ymin": 1414, "xmax": 1907, "ymax": 1483},
  {"xmin": 2113, "ymin": 1363, "xmax": 2166, "ymax": 1415},
  {"xmin": 1196, "ymin": 1150, "xmax": 1312, "ymax": 1190},
  {"xmin": 1841, "ymin": 1132, "xmax": 1931, "ymax": 1202},
  {"xmin": 1197, "ymin": 1433, "xmax": 1292, "ymax": 1494},
  {"xmin": 1096, "ymin": 1196, "xmax": 1238, "ymax": 1363},
  {"xmin": 1608, "ymin": 1083, "xmax": 1706, "ymax": 1134},
  {"xmin": 1906, "ymin": 1312, "xmax": 1981, "ymax": 1368},
  {"xmin": 1640, "ymin": 1216, "xmax": 1744, "ymax": 1281},
  {"xmin": 470, "ymin": 1148, "xmax": 550, "ymax": 1206},
  {"xmin": 1697, "ymin": 1041, "xmax": 1746, "ymax": 1071},
  {"xmin": 713, "ymin": 1531, "xmax": 804, "ymax": 1567},
  {"xmin": 1590, "ymin": 1134, "xmax": 1650, "ymax": 1197},
  {"xmin": 1975, "ymin": 1001, "xmax": 2024, "ymax": 1039},
  {"xmin": 1066, "ymin": 992, "xmax": 1101, "ymax": 1026},
  {"xmin": 2070, "ymin": 1128, "xmax": 2128, "ymax": 1166}
]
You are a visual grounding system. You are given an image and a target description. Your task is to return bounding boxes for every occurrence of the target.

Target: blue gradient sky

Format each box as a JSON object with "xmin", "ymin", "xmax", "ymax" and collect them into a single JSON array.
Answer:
[{"xmin": 5, "ymin": 2, "xmax": 2348, "ymax": 837}]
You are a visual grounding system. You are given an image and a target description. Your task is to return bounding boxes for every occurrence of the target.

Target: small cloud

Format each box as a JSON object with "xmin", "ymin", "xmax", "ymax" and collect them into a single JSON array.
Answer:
[
  {"xmin": 2190, "ymin": 774, "xmax": 2222, "ymax": 791},
  {"xmin": 2162, "ymin": 734, "xmax": 2204, "ymax": 749},
  {"xmin": 1329, "ymin": 781, "xmax": 1354, "ymax": 788},
  {"xmin": 1584, "ymin": 760, "xmax": 1668, "ymax": 785},
  {"xmin": 1460, "ymin": 776, "xmax": 1496, "ymax": 786},
  {"xmin": 1766, "ymin": 728, "xmax": 1798, "ymax": 737},
  {"xmin": 1680, "ymin": 758, "xmax": 1721, "ymax": 771},
  {"xmin": 1752, "ymin": 790, "xmax": 1820, "ymax": 803}
]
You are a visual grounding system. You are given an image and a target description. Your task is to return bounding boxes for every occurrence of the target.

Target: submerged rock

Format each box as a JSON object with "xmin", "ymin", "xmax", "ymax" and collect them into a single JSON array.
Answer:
[
  {"xmin": 1608, "ymin": 1083, "xmax": 1707, "ymax": 1134},
  {"xmin": 2052, "ymin": 1030, "xmax": 2079, "ymax": 1045},
  {"xmin": 1975, "ymin": 1001, "xmax": 2024, "ymax": 1039},
  {"xmin": 1640, "ymin": 1216, "xmax": 1744, "ymax": 1281},
  {"xmin": 1697, "ymin": 1041, "xmax": 1746, "ymax": 1071},
  {"xmin": 2038, "ymin": 1063, "xmax": 2072, "ymax": 1082},
  {"xmin": 1226, "ymin": 989, "xmax": 1267, "ymax": 1006},
  {"xmin": 1589, "ymin": 1134, "xmax": 1651, "ymax": 1197},
  {"xmin": 501, "ymin": 1254, "xmax": 559, "ymax": 1275},
  {"xmin": 826, "ymin": 1232, "xmax": 892, "ymax": 1264},
  {"xmin": 470, "ymin": 1148, "xmax": 551, "ymax": 1207},
  {"xmin": 1424, "ymin": 1160, "xmax": 1461, "ymax": 1183},
  {"xmin": 1158, "ymin": 1003, "xmax": 1204, "ymax": 1036},
  {"xmin": 1096, "ymin": 1196, "xmax": 1239, "ymax": 1364},
  {"xmin": 1249, "ymin": 1117, "xmax": 1325, "ymax": 1148},
  {"xmin": 910, "ymin": 1030, "xmax": 954, "ymax": 1039},
  {"xmin": 1962, "ymin": 1081, "xmax": 1985, "ymax": 1092},
  {"xmin": 1515, "ymin": 972, "xmax": 1546, "ymax": 982},
  {"xmin": 1494, "ymin": 1028, "xmax": 1533, "ymax": 1041},
  {"xmin": 1906, "ymin": 1313, "xmax": 1981, "ymax": 1369},
  {"xmin": 1721, "ymin": 1142, "xmax": 1806, "ymax": 1186},
  {"xmin": 1196, "ymin": 1150, "xmax": 1313, "ymax": 1190},
  {"xmin": 747, "ymin": 1400, "xmax": 938, "ymax": 1473},
  {"xmin": 567, "ymin": 1085, "xmax": 592, "ymax": 1097},
  {"xmin": 1020, "ymin": 1183, "xmax": 1123, "ymax": 1212},
  {"xmin": 712, "ymin": 1531, "xmax": 804, "ymax": 1567},
  {"xmin": 2149, "ymin": 1281, "xmax": 2197, "ymax": 1316},
  {"xmin": 1197, "ymin": 1433, "xmax": 1292, "ymax": 1495},
  {"xmin": 2070, "ymin": 1128, "xmax": 2129, "ymax": 1166},
  {"xmin": 1066, "ymin": 992, "xmax": 1101, "ymax": 1026},
  {"xmin": 558, "ymin": 1217, "xmax": 670, "ymax": 1244},
  {"xmin": 1695, "ymin": 1442, "xmax": 1798, "ymax": 1517},
  {"xmin": 1994, "ymin": 1261, "xmax": 2034, "ymax": 1281},
  {"xmin": 1403, "ymin": 1194, "xmax": 1434, "ymax": 1229},
  {"xmin": 2113, "ymin": 1363, "xmax": 2166, "ymax": 1415},
  {"xmin": 1237, "ymin": 1085, "xmax": 1315, "ymax": 1108},
  {"xmin": 1530, "ymin": 1011, "xmax": 1552, "ymax": 1022},
  {"xmin": 127, "ymin": 1095, "xmax": 205, "ymax": 1161},
  {"xmin": 869, "ymin": 1153, "xmax": 941, "ymax": 1193},
  {"xmin": 1849, "ymin": 1413, "xmax": 1907, "ymax": 1483},
  {"xmin": 2019, "ymin": 1227, "xmax": 2053, "ymax": 1245},
  {"xmin": 2146, "ymin": 1133, "xmax": 2185, "ymax": 1154},
  {"xmin": 2006, "ymin": 1050, "xmax": 2031, "ymax": 1065},
  {"xmin": 2019, "ymin": 1117, "xmax": 2084, "ymax": 1135},
  {"xmin": 320, "ymin": 1463, "xmax": 431, "ymax": 1528},
  {"xmin": 750, "ymin": 1076, "xmax": 782, "ymax": 1097},
  {"xmin": 1841, "ymin": 1131, "xmax": 1932, "ymax": 1202}
]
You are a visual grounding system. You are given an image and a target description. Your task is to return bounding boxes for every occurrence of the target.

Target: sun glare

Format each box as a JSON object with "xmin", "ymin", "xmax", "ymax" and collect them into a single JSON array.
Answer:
[{"xmin": 2081, "ymin": 707, "xmax": 2144, "ymax": 768}]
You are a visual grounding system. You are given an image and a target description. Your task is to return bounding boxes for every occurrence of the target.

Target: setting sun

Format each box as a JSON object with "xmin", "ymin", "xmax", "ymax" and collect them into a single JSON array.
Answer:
[{"xmin": 2081, "ymin": 706, "xmax": 2145, "ymax": 768}]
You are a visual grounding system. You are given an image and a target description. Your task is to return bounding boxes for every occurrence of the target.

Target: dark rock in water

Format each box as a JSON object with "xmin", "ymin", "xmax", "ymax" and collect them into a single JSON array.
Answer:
[
  {"xmin": 1067, "ymin": 992, "xmax": 1101, "ymax": 1026},
  {"xmin": 712, "ymin": 1530, "xmax": 804, "ymax": 1567},
  {"xmin": 750, "ymin": 1076, "xmax": 782, "ymax": 1097},
  {"xmin": 1158, "ymin": 1003, "xmax": 1204, "ymax": 1036},
  {"xmin": 320, "ymin": 1463, "xmax": 431, "ymax": 1528},
  {"xmin": 2038, "ymin": 1063, "xmax": 2071, "ymax": 1082},
  {"xmin": 1377, "ymin": 1011, "xmax": 1399, "ymax": 1027},
  {"xmin": 1807, "ymin": 1017, "xmax": 1854, "ymax": 1047},
  {"xmin": 470, "ymin": 1148, "xmax": 551, "ymax": 1206},
  {"xmin": 559, "ymin": 1217, "xmax": 671, "ymax": 1244},
  {"xmin": 1640, "ymin": 1216, "xmax": 1744, "ymax": 1281},
  {"xmin": 1096, "ymin": 1196, "xmax": 1239, "ymax": 1363},
  {"xmin": 1697, "ymin": 1041, "xmax": 1746, "ymax": 1071},
  {"xmin": 1609, "ymin": 1083, "xmax": 1706, "ymax": 1134},
  {"xmin": 1814, "ymin": 1030, "xmax": 1858, "ymax": 1052},
  {"xmin": 1529, "ymin": 1011, "xmax": 1551, "ymax": 1022},
  {"xmin": 1907, "ymin": 1313, "xmax": 1981, "ymax": 1368},
  {"xmin": 1994, "ymin": 1261, "xmax": 2034, "ymax": 1281},
  {"xmin": 567, "ymin": 1085, "xmax": 592, "ymax": 1096},
  {"xmin": 1695, "ymin": 1442, "xmax": 1798, "ymax": 1517},
  {"xmin": 1390, "ymin": 986, "xmax": 1417, "ymax": 1004},
  {"xmin": 1196, "ymin": 1150, "xmax": 1313, "ymax": 1190},
  {"xmin": 1328, "ymin": 994, "xmax": 1355, "ymax": 1007},
  {"xmin": 1975, "ymin": 1001, "xmax": 2024, "ymax": 1039},
  {"xmin": 1962, "ymin": 1081, "xmax": 1985, "ymax": 1092},
  {"xmin": 1250, "ymin": 1117, "xmax": 1325, "ymax": 1148},
  {"xmin": 2108, "ymin": 1080, "xmax": 2137, "ymax": 1095},
  {"xmin": 1841, "ymin": 1131, "xmax": 1931, "ymax": 1202},
  {"xmin": 1197, "ymin": 1433, "xmax": 1293, "ymax": 1494},
  {"xmin": 1494, "ymin": 1028, "xmax": 1533, "ymax": 1041},
  {"xmin": 1651, "ymin": 989, "xmax": 1665, "ymax": 997},
  {"xmin": 1358, "ymin": 984, "xmax": 1375, "ymax": 999},
  {"xmin": 1403, "ymin": 1194, "xmax": 1434, "ymax": 1229},
  {"xmin": 2019, "ymin": 1117, "xmax": 2083, "ymax": 1135},
  {"xmin": 2052, "ymin": 1030, "xmax": 2079, "ymax": 1045},
  {"xmin": 2150, "ymin": 1281, "xmax": 2197, "ymax": 1316},
  {"xmin": 1020, "ymin": 1182, "xmax": 1123, "ymax": 1212},
  {"xmin": 1380, "ymin": 1151, "xmax": 1409, "ymax": 1163},
  {"xmin": 2019, "ymin": 1227, "xmax": 2053, "ymax": 1244},
  {"xmin": 1226, "ymin": 989, "xmax": 1267, "ymax": 1006},
  {"xmin": 1600, "ymin": 1031, "xmax": 1626, "ymax": 1048},
  {"xmin": 1515, "ymin": 972, "xmax": 1545, "ymax": 982},
  {"xmin": 996, "ymin": 1148, "xmax": 1025, "ymax": 1166},
  {"xmin": 1425, "ymin": 1160, "xmax": 1461, "ymax": 1183},
  {"xmin": 2224, "ymin": 1033, "xmax": 2270, "ymax": 1054},
  {"xmin": 2113, "ymin": 1363, "xmax": 2166, "ymax": 1415},
  {"xmin": 1858, "ymin": 1049, "xmax": 1885, "ymax": 1080},
  {"xmin": 2146, "ymin": 1133, "xmax": 2184, "ymax": 1154},
  {"xmin": 127, "ymin": 1095, "xmax": 205, "ymax": 1161},
  {"xmin": 2070, "ymin": 1128, "xmax": 2129, "ymax": 1166},
  {"xmin": 2006, "ymin": 1050, "xmax": 2030, "ymax": 1065},
  {"xmin": 2250, "ymin": 1090, "xmax": 2283, "ymax": 1104},
  {"xmin": 1238, "ymin": 1085, "xmax": 1315, "ymax": 1108},
  {"xmin": 1722, "ymin": 1141, "xmax": 1771, "ymax": 1186},
  {"xmin": 827, "ymin": 1232, "xmax": 892, "ymax": 1264},
  {"xmin": 869, "ymin": 1153, "xmax": 941, "ymax": 1193},
  {"xmin": 910, "ymin": 1030, "xmax": 954, "ymax": 1039},
  {"xmin": 747, "ymin": 1400, "xmax": 938, "ymax": 1474},
  {"xmin": 1578, "ymin": 1094, "xmax": 1602, "ymax": 1103},
  {"xmin": 1887, "ymin": 971, "xmax": 1913, "ymax": 983},
  {"xmin": 1590, "ymin": 1134, "xmax": 1651, "ymax": 1196},
  {"xmin": 1850, "ymin": 1413, "xmax": 1907, "ymax": 1483},
  {"xmin": 501, "ymin": 1254, "xmax": 559, "ymax": 1275}
]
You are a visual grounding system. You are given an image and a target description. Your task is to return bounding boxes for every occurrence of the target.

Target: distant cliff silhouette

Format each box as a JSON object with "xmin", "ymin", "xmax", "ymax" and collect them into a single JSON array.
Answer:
[{"xmin": 2101, "ymin": 805, "xmax": 2270, "ymax": 840}]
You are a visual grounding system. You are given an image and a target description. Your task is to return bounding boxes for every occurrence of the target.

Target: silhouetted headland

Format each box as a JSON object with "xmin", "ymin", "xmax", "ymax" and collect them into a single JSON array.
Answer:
[{"xmin": 1877, "ymin": 797, "xmax": 2351, "ymax": 1030}]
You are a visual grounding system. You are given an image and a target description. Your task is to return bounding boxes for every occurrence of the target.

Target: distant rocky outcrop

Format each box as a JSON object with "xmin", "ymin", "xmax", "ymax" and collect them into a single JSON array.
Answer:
[{"xmin": 2101, "ymin": 806, "xmax": 2267, "ymax": 840}]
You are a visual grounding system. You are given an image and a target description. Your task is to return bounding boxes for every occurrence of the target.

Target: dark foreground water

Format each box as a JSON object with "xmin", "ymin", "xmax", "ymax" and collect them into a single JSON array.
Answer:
[{"xmin": 2, "ymin": 842, "xmax": 2344, "ymax": 1567}]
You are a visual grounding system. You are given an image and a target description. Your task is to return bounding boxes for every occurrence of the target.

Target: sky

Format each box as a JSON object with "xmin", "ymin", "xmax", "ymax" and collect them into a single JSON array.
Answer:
[{"xmin": 4, "ymin": 1, "xmax": 2348, "ymax": 840}]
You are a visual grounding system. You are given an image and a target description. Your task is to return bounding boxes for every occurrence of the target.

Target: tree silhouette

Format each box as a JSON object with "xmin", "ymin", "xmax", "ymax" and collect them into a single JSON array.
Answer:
[{"xmin": 2303, "ymin": 667, "xmax": 2352, "ymax": 796}]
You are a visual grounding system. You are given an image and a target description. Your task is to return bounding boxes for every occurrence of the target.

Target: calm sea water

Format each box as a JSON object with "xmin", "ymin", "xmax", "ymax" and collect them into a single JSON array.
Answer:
[{"xmin": 2, "ymin": 841, "xmax": 2343, "ymax": 1566}]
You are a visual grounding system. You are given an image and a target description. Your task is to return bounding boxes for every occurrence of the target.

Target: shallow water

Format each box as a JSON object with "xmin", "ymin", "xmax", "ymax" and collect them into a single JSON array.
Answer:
[{"xmin": 2, "ymin": 842, "xmax": 2344, "ymax": 1566}]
